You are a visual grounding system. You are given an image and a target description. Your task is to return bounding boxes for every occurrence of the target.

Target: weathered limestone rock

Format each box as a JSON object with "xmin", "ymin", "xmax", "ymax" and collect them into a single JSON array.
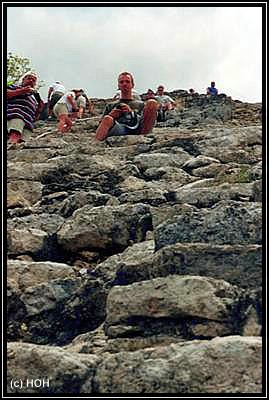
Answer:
[
  {"xmin": 118, "ymin": 188, "xmax": 168, "ymax": 206},
  {"xmin": 64, "ymin": 323, "xmax": 109, "ymax": 355},
  {"xmin": 151, "ymin": 243, "xmax": 262, "ymax": 290},
  {"xmin": 20, "ymin": 278, "xmax": 81, "ymax": 317},
  {"xmin": 8, "ymin": 337, "xmax": 262, "ymax": 394},
  {"xmin": 155, "ymin": 200, "xmax": 262, "ymax": 250},
  {"xmin": 57, "ymin": 203, "xmax": 152, "ymax": 253},
  {"xmin": 133, "ymin": 151, "xmax": 191, "ymax": 171},
  {"xmin": 7, "ymin": 181, "xmax": 43, "ymax": 207},
  {"xmin": 7, "ymin": 213, "xmax": 65, "ymax": 234},
  {"xmin": 7, "ymin": 342, "xmax": 98, "ymax": 393},
  {"xmin": 39, "ymin": 190, "xmax": 114, "ymax": 218},
  {"xmin": 8, "ymin": 276, "xmax": 107, "ymax": 345},
  {"xmin": 7, "ymin": 260, "xmax": 76, "ymax": 291},
  {"xmin": 250, "ymin": 161, "xmax": 262, "ymax": 180},
  {"xmin": 65, "ymin": 323, "xmax": 184, "ymax": 355},
  {"xmin": 7, "ymin": 228, "xmax": 49, "ymax": 258},
  {"xmin": 195, "ymin": 126, "xmax": 262, "ymax": 164},
  {"xmin": 144, "ymin": 166, "xmax": 196, "ymax": 186},
  {"xmin": 252, "ymin": 179, "xmax": 262, "ymax": 202},
  {"xmin": 7, "ymin": 147, "xmax": 59, "ymax": 163},
  {"xmin": 105, "ymin": 242, "xmax": 261, "ymax": 290},
  {"xmin": 106, "ymin": 134, "xmax": 155, "ymax": 147},
  {"xmin": 93, "ymin": 336, "xmax": 262, "ymax": 393},
  {"xmin": 105, "ymin": 275, "xmax": 242, "ymax": 339},
  {"xmin": 183, "ymin": 155, "xmax": 221, "ymax": 170},
  {"xmin": 91, "ymin": 240, "xmax": 155, "ymax": 287},
  {"xmin": 171, "ymin": 182, "xmax": 253, "ymax": 208},
  {"xmin": 6, "ymin": 93, "xmax": 263, "ymax": 394},
  {"xmin": 7, "ymin": 214, "xmax": 65, "ymax": 260},
  {"xmin": 192, "ymin": 163, "xmax": 234, "ymax": 178}
]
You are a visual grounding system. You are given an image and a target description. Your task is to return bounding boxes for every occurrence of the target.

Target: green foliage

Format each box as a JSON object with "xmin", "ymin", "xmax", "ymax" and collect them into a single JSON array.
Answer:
[
  {"xmin": 7, "ymin": 52, "xmax": 31, "ymax": 83},
  {"xmin": 7, "ymin": 52, "xmax": 45, "ymax": 88}
]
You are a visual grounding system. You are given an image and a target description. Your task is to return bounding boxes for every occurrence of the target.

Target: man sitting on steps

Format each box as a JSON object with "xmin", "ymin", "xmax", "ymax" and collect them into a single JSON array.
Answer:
[
  {"xmin": 95, "ymin": 72, "xmax": 159, "ymax": 141},
  {"xmin": 155, "ymin": 85, "xmax": 176, "ymax": 122}
]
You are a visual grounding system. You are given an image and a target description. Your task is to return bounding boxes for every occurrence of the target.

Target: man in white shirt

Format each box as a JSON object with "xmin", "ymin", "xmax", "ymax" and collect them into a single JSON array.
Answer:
[
  {"xmin": 53, "ymin": 89, "xmax": 83, "ymax": 133},
  {"xmin": 155, "ymin": 85, "xmax": 176, "ymax": 122},
  {"xmin": 47, "ymin": 81, "xmax": 65, "ymax": 119},
  {"xmin": 75, "ymin": 91, "xmax": 94, "ymax": 118}
]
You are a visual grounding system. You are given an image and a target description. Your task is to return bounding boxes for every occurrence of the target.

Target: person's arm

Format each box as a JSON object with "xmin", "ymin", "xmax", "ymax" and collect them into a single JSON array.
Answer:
[
  {"xmin": 108, "ymin": 103, "xmax": 132, "ymax": 119},
  {"xmin": 168, "ymin": 96, "xmax": 176, "ymax": 108},
  {"xmin": 67, "ymin": 94, "xmax": 78, "ymax": 111},
  {"xmin": 7, "ymin": 86, "xmax": 34, "ymax": 99},
  {"xmin": 35, "ymin": 99, "xmax": 45, "ymax": 121}
]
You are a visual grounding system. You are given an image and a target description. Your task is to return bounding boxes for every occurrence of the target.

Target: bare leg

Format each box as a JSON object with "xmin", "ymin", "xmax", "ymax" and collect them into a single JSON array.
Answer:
[
  {"xmin": 139, "ymin": 99, "xmax": 159, "ymax": 135},
  {"xmin": 78, "ymin": 106, "xmax": 84, "ymax": 118},
  {"xmin": 57, "ymin": 114, "xmax": 72, "ymax": 133},
  {"xmin": 95, "ymin": 115, "xmax": 114, "ymax": 141}
]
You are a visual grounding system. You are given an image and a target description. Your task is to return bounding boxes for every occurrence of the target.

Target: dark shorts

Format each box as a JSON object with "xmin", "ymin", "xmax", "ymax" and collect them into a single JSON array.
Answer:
[
  {"xmin": 108, "ymin": 114, "xmax": 143, "ymax": 137},
  {"xmin": 49, "ymin": 92, "xmax": 64, "ymax": 109}
]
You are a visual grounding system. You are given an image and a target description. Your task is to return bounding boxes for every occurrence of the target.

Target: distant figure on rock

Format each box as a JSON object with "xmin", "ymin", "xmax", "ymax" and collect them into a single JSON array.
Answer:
[
  {"xmin": 53, "ymin": 89, "xmax": 83, "ymax": 133},
  {"xmin": 7, "ymin": 71, "xmax": 44, "ymax": 144},
  {"xmin": 206, "ymin": 81, "xmax": 218, "ymax": 96},
  {"xmin": 95, "ymin": 72, "xmax": 159, "ymax": 141},
  {"xmin": 143, "ymin": 88, "xmax": 156, "ymax": 101},
  {"xmin": 189, "ymin": 88, "xmax": 197, "ymax": 95},
  {"xmin": 155, "ymin": 85, "xmax": 176, "ymax": 122},
  {"xmin": 76, "ymin": 90, "xmax": 94, "ymax": 118},
  {"xmin": 47, "ymin": 81, "xmax": 65, "ymax": 119}
]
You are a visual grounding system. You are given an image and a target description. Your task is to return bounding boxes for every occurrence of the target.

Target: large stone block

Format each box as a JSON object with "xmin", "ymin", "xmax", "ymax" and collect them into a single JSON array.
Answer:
[
  {"xmin": 57, "ymin": 203, "xmax": 152, "ymax": 252},
  {"xmin": 105, "ymin": 275, "xmax": 242, "ymax": 339},
  {"xmin": 155, "ymin": 200, "xmax": 262, "ymax": 249},
  {"xmin": 94, "ymin": 336, "xmax": 262, "ymax": 393}
]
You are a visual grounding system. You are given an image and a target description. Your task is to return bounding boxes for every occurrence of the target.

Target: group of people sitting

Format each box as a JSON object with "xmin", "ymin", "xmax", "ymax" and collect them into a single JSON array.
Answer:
[{"xmin": 7, "ymin": 70, "xmax": 219, "ymax": 144}]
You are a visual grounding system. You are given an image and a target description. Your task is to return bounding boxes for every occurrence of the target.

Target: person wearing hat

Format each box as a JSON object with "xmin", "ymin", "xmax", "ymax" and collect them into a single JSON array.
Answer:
[{"xmin": 7, "ymin": 71, "xmax": 44, "ymax": 144}]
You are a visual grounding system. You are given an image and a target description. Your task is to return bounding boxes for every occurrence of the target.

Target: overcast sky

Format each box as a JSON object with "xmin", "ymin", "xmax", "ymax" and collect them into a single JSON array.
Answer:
[{"xmin": 6, "ymin": 5, "xmax": 263, "ymax": 102}]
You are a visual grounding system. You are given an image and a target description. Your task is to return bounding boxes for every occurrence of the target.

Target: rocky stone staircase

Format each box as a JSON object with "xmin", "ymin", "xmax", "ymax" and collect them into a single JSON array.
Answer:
[{"xmin": 6, "ymin": 93, "xmax": 263, "ymax": 394}]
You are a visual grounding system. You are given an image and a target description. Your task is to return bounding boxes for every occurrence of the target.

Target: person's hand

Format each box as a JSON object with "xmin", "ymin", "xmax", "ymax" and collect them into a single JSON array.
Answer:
[
  {"xmin": 118, "ymin": 103, "xmax": 132, "ymax": 113},
  {"xmin": 109, "ymin": 104, "xmax": 132, "ymax": 119},
  {"xmin": 20, "ymin": 86, "xmax": 35, "ymax": 95},
  {"xmin": 109, "ymin": 108, "xmax": 122, "ymax": 119},
  {"xmin": 7, "ymin": 86, "xmax": 34, "ymax": 99}
]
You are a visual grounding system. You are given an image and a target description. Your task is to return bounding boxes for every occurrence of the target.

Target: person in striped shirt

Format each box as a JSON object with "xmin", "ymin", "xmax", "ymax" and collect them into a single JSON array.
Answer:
[{"xmin": 7, "ymin": 72, "xmax": 44, "ymax": 144}]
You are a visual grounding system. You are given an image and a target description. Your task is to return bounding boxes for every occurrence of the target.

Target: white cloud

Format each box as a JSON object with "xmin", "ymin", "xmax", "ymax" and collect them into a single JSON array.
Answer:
[{"xmin": 7, "ymin": 5, "xmax": 263, "ymax": 102}]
